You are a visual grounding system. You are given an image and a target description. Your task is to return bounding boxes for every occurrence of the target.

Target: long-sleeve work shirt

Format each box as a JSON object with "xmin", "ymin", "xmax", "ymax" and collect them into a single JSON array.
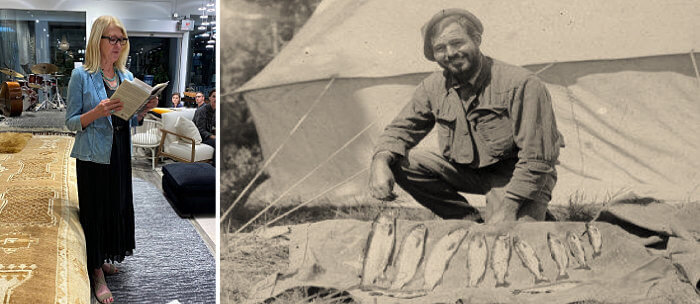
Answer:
[{"xmin": 375, "ymin": 55, "xmax": 564, "ymax": 201}]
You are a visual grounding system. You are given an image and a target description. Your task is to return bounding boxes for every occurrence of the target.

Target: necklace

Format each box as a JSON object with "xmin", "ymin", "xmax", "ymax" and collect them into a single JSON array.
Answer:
[{"xmin": 101, "ymin": 68, "xmax": 117, "ymax": 82}]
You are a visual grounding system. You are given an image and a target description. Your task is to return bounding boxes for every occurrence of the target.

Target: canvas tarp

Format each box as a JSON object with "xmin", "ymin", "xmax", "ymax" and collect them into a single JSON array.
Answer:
[
  {"xmin": 246, "ymin": 202, "xmax": 700, "ymax": 304},
  {"xmin": 230, "ymin": 0, "xmax": 700, "ymax": 206}
]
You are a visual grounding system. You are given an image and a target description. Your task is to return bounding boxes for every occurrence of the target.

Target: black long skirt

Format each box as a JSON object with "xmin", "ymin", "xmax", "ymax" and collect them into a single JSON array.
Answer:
[{"xmin": 76, "ymin": 116, "xmax": 135, "ymax": 270}]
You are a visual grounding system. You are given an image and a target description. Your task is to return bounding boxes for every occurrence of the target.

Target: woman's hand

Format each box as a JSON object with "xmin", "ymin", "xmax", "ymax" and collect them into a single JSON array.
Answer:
[
  {"xmin": 137, "ymin": 97, "xmax": 158, "ymax": 121},
  {"xmin": 94, "ymin": 98, "xmax": 124, "ymax": 117}
]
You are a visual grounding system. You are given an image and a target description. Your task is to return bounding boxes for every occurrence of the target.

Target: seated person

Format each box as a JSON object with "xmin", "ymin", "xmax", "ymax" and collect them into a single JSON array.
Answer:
[
  {"xmin": 208, "ymin": 89, "xmax": 216, "ymax": 105},
  {"xmin": 193, "ymin": 92, "xmax": 215, "ymax": 165},
  {"xmin": 195, "ymin": 91, "xmax": 206, "ymax": 108},
  {"xmin": 171, "ymin": 92, "xmax": 184, "ymax": 108}
]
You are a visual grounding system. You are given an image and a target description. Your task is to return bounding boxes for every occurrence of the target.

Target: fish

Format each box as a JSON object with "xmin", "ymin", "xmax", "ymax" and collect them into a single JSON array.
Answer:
[
  {"xmin": 512, "ymin": 280, "xmax": 584, "ymax": 295},
  {"xmin": 513, "ymin": 236, "xmax": 549, "ymax": 284},
  {"xmin": 583, "ymin": 222, "xmax": 602, "ymax": 258},
  {"xmin": 491, "ymin": 234, "xmax": 512, "ymax": 288},
  {"xmin": 546, "ymin": 232, "xmax": 570, "ymax": 280},
  {"xmin": 361, "ymin": 212, "xmax": 397, "ymax": 288},
  {"xmin": 566, "ymin": 231, "xmax": 591, "ymax": 270},
  {"xmin": 390, "ymin": 224, "xmax": 427, "ymax": 290},
  {"xmin": 466, "ymin": 234, "xmax": 488, "ymax": 287},
  {"xmin": 423, "ymin": 227, "xmax": 468, "ymax": 291}
]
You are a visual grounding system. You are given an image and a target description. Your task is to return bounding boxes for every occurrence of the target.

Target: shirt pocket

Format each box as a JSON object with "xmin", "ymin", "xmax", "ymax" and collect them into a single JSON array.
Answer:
[
  {"xmin": 468, "ymin": 104, "xmax": 514, "ymax": 158},
  {"xmin": 435, "ymin": 105, "xmax": 457, "ymax": 158}
]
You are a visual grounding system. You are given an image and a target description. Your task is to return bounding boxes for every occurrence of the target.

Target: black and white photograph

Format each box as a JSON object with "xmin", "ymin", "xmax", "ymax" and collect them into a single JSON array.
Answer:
[{"xmin": 219, "ymin": 0, "xmax": 699, "ymax": 303}]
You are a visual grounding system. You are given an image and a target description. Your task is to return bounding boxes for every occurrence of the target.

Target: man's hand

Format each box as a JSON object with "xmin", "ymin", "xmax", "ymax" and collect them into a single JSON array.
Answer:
[
  {"xmin": 485, "ymin": 194, "xmax": 520, "ymax": 224},
  {"xmin": 369, "ymin": 151, "xmax": 398, "ymax": 201}
]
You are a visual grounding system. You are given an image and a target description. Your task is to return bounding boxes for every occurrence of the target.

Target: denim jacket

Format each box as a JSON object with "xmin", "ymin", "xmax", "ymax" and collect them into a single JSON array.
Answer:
[
  {"xmin": 375, "ymin": 56, "xmax": 564, "ymax": 201},
  {"xmin": 65, "ymin": 66, "xmax": 138, "ymax": 164}
]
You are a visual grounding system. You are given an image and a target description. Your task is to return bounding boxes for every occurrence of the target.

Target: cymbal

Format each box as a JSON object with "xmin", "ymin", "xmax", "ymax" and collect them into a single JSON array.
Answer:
[
  {"xmin": 0, "ymin": 68, "xmax": 24, "ymax": 78},
  {"xmin": 51, "ymin": 74, "xmax": 66, "ymax": 77},
  {"xmin": 28, "ymin": 83, "xmax": 42, "ymax": 89},
  {"xmin": 30, "ymin": 63, "xmax": 58, "ymax": 74}
]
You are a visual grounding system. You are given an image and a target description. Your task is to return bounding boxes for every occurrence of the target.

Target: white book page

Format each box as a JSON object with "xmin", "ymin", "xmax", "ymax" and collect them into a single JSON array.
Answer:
[{"xmin": 111, "ymin": 79, "xmax": 151, "ymax": 120}]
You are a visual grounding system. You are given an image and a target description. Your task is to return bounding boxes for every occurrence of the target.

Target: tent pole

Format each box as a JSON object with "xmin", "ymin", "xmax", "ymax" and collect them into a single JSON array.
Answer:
[
  {"xmin": 690, "ymin": 50, "xmax": 700, "ymax": 87},
  {"xmin": 221, "ymin": 77, "xmax": 337, "ymax": 223},
  {"xmin": 233, "ymin": 119, "xmax": 378, "ymax": 234}
]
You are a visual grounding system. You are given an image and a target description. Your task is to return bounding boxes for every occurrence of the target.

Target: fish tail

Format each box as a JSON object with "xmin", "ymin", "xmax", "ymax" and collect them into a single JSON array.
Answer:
[
  {"xmin": 557, "ymin": 273, "xmax": 570, "ymax": 281},
  {"xmin": 495, "ymin": 281, "xmax": 509, "ymax": 288}
]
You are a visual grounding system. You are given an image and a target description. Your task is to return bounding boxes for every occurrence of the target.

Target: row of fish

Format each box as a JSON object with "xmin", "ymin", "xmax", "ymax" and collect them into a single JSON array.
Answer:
[{"xmin": 360, "ymin": 213, "xmax": 603, "ymax": 292}]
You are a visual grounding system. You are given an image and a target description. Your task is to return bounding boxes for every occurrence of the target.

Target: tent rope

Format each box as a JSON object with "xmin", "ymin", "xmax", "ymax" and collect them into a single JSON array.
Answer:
[
  {"xmin": 534, "ymin": 62, "xmax": 556, "ymax": 75},
  {"xmin": 690, "ymin": 50, "xmax": 700, "ymax": 87},
  {"xmin": 232, "ymin": 118, "xmax": 378, "ymax": 234},
  {"xmin": 254, "ymin": 166, "xmax": 369, "ymax": 233},
  {"xmin": 221, "ymin": 77, "xmax": 337, "ymax": 223}
]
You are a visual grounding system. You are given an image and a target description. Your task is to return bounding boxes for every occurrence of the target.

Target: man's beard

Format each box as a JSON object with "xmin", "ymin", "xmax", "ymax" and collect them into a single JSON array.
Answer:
[{"xmin": 439, "ymin": 51, "xmax": 479, "ymax": 79}]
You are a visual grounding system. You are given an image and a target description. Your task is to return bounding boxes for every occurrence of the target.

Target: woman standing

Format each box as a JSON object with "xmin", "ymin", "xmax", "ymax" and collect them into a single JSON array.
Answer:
[{"xmin": 65, "ymin": 15, "xmax": 157, "ymax": 304}]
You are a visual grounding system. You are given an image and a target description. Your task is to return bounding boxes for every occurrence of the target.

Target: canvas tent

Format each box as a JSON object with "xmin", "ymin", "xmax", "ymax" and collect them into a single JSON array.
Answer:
[{"xmin": 230, "ymin": 0, "xmax": 700, "ymax": 207}]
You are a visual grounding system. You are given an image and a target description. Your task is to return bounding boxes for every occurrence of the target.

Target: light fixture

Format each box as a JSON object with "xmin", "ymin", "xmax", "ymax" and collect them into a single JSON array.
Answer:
[
  {"xmin": 59, "ymin": 35, "xmax": 70, "ymax": 51},
  {"xmin": 201, "ymin": 32, "xmax": 210, "ymax": 37},
  {"xmin": 198, "ymin": 7, "xmax": 206, "ymax": 11},
  {"xmin": 206, "ymin": 2, "xmax": 214, "ymax": 7},
  {"xmin": 207, "ymin": 8, "xmax": 215, "ymax": 12},
  {"xmin": 200, "ymin": 15, "xmax": 208, "ymax": 19},
  {"xmin": 197, "ymin": 25, "xmax": 206, "ymax": 30},
  {"xmin": 201, "ymin": 21, "xmax": 210, "ymax": 26},
  {"xmin": 205, "ymin": 44, "xmax": 214, "ymax": 49},
  {"xmin": 207, "ymin": 39, "xmax": 215, "ymax": 44}
]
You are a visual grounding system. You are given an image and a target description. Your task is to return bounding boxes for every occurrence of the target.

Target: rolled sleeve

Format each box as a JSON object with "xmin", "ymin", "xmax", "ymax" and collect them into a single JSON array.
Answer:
[
  {"xmin": 65, "ymin": 68, "xmax": 84, "ymax": 132},
  {"xmin": 374, "ymin": 81, "xmax": 435, "ymax": 157},
  {"xmin": 505, "ymin": 76, "xmax": 561, "ymax": 200}
]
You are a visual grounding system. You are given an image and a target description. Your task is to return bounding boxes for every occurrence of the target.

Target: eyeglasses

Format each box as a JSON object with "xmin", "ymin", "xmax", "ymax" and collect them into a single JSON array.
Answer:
[{"xmin": 101, "ymin": 36, "xmax": 129, "ymax": 46}]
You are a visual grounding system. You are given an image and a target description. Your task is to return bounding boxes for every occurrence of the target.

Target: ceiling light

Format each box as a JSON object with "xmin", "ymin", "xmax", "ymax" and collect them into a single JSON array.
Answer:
[
  {"xmin": 201, "ymin": 32, "xmax": 210, "ymax": 37},
  {"xmin": 206, "ymin": 2, "xmax": 215, "ymax": 7},
  {"xmin": 205, "ymin": 44, "xmax": 214, "ymax": 49},
  {"xmin": 201, "ymin": 21, "xmax": 209, "ymax": 26},
  {"xmin": 207, "ymin": 39, "xmax": 215, "ymax": 44},
  {"xmin": 197, "ymin": 25, "xmax": 206, "ymax": 30},
  {"xmin": 200, "ymin": 15, "xmax": 208, "ymax": 19},
  {"xmin": 198, "ymin": 7, "xmax": 206, "ymax": 11},
  {"xmin": 207, "ymin": 8, "xmax": 215, "ymax": 12}
]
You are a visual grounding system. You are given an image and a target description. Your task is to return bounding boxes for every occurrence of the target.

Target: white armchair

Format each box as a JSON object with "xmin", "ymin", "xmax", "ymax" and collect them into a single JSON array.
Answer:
[
  {"xmin": 158, "ymin": 109, "xmax": 214, "ymax": 163},
  {"xmin": 132, "ymin": 118, "xmax": 162, "ymax": 170}
]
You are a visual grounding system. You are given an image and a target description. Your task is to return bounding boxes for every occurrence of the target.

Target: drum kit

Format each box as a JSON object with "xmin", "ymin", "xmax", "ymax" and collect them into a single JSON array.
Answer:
[{"xmin": 0, "ymin": 63, "xmax": 65, "ymax": 116}]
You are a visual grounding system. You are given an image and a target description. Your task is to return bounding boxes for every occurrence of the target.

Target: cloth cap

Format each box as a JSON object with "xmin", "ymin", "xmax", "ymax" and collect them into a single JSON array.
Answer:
[{"xmin": 422, "ymin": 8, "xmax": 483, "ymax": 61}]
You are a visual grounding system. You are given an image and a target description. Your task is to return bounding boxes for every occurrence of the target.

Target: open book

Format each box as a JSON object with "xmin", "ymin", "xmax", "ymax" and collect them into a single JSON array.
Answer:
[{"xmin": 111, "ymin": 78, "xmax": 168, "ymax": 120}]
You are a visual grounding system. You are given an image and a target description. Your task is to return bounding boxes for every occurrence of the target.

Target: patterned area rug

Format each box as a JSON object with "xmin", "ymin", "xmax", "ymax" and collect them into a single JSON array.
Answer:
[
  {"xmin": 0, "ymin": 109, "xmax": 70, "ymax": 133},
  {"xmin": 0, "ymin": 134, "xmax": 90, "ymax": 304},
  {"xmin": 104, "ymin": 178, "xmax": 216, "ymax": 303}
]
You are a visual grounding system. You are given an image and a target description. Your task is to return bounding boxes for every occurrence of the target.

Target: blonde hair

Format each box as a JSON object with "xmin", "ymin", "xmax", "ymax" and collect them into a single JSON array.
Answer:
[{"xmin": 84, "ymin": 15, "xmax": 130, "ymax": 73}]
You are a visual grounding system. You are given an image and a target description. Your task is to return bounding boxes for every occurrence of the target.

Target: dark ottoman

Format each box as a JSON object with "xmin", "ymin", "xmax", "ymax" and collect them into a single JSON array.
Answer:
[{"xmin": 162, "ymin": 162, "xmax": 215, "ymax": 217}]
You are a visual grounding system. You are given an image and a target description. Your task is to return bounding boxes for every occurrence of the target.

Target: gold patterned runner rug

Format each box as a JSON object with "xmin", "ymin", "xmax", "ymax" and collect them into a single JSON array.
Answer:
[{"xmin": 0, "ymin": 134, "xmax": 90, "ymax": 304}]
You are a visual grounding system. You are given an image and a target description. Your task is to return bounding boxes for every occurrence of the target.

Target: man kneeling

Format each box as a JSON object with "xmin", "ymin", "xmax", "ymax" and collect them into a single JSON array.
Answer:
[{"xmin": 369, "ymin": 9, "xmax": 564, "ymax": 224}]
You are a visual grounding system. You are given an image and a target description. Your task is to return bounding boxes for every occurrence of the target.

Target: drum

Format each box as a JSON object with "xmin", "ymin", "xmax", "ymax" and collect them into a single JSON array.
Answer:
[
  {"xmin": 16, "ymin": 80, "xmax": 28, "ymax": 88},
  {"xmin": 28, "ymin": 74, "xmax": 44, "ymax": 85},
  {"xmin": 49, "ymin": 78, "xmax": 57, "ymax": 87}
]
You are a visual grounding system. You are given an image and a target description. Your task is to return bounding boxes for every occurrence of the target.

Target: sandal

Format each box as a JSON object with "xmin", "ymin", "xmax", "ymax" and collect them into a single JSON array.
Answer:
[
  {"xmin": 101, "ymin": 263, "xmax": 119, "ymax": 275},
  {"xmin": 93, "ymin": 269, "xmax": 114, "ymax": 304}
]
